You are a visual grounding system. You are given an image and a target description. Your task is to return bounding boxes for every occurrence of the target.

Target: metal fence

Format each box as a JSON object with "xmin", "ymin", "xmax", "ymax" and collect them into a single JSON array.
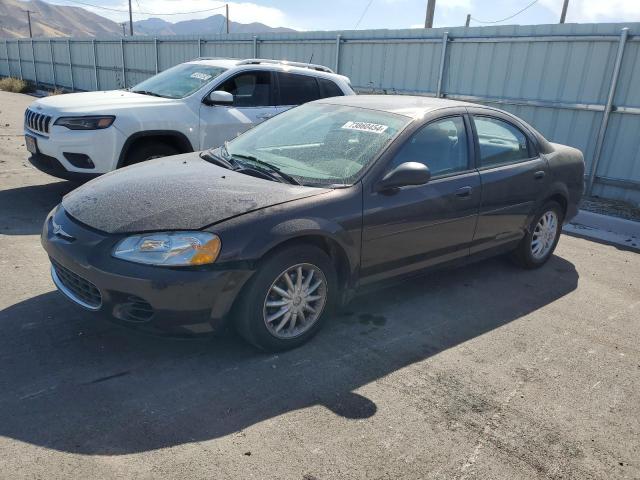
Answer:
[{"xmin": 1, "ymin": 23, "xmax": 640, "ymax": 205}]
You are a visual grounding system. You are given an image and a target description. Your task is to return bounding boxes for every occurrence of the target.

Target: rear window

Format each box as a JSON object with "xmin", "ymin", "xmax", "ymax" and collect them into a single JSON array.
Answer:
[{"xmin": 276, "ymin": 72, "xmax": 320, "ymax": 105}]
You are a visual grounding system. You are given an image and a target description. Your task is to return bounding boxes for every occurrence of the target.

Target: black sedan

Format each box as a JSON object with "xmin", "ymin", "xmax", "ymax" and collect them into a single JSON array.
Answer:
[{"xmin": 42, "ymin": 95, "xmax": 584, "ymax": 351}]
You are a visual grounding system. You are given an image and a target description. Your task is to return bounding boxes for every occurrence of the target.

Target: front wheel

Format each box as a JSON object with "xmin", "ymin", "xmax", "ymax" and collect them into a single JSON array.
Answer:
[
  {"xmin": 511, "ymin": 201, "xmax": 564, "ymax": 269},
  {"xmin": 235, "ymin": 245, "xmax": 337, "ymax": 351},
  {"xmin": 123, "ymin": 141, "xmax": 180, "ymax": 167}
]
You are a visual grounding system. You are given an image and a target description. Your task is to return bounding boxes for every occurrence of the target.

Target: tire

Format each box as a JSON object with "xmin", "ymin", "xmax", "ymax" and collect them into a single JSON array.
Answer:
[
  {"xmin": 235, "ymin": 244, "xmax": 338, "ymax": 352},
  {"xmin": 511, "ymin": 200, "xmax": 564, "ymax": 269},
  {"xmin": 123, "ymin": 141, "xmax": 180, "ymax": 167}
]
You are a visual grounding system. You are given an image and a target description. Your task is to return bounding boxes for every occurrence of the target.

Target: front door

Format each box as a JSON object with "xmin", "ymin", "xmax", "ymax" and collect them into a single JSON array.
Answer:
[
  {"xmin": 199, "ymin": 70, "xmax": 277, "ymax": 149},
  {"xmin": 361, "ymin": 115, "xmax": 481, "ymax": 284}
]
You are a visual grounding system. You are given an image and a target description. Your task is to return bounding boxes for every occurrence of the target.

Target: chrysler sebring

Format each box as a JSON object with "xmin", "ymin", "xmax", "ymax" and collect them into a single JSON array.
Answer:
[{"xmin": 42, "ymin": 96, "xmax": 584, "ymax": 351}]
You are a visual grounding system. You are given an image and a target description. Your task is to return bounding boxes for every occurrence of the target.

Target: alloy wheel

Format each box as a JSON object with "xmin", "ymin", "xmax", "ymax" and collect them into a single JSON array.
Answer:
[
  {"xmin": 263, "ymin": 263, "xmax": 327, "ymax": 339},
  {"xmin": 531, "ymin": 210, "xmax": 558, "ymax": 260}
]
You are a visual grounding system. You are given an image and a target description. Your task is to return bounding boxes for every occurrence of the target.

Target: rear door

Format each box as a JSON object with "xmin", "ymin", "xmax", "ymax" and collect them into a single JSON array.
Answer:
[
  {"xmin": 469, "ymin": 109, "xmax": 550, "ymax": 253},
  {"xmin": 198, "ymin": 70, "xmax": 276, "ymax": 149},
  {"xmin": 274, "ymin": 72, "xmax": 322, "ymax": 114},
  {"xmin": 360, "ymin": 114, "xmax": 481, "ymax": 284}
]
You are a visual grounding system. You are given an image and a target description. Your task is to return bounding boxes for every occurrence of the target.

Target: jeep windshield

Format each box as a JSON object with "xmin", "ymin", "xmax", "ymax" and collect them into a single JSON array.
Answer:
[
  {"xmin": 131, "ymin": 64, "xmax": 227, "ymax": 99},
  {"xmin": 222, "ymin": 103, "xmax": 410, "ymax": 187}
]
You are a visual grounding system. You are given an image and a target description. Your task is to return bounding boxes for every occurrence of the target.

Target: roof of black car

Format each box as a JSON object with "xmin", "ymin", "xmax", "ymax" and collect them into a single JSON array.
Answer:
[{"xmin": 315, "ymin": 95, "xmax": 472, "ymax": 119}]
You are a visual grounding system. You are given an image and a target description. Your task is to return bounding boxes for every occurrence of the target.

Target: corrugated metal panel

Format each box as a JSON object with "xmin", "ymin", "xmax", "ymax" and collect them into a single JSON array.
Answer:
[
  {"xmin": 0, "ymin": 41, "xmax": 10, "ymax": 77},
  {"xmin": 1, "ymin": 23, "xmax": 639, "ymax": 203}
]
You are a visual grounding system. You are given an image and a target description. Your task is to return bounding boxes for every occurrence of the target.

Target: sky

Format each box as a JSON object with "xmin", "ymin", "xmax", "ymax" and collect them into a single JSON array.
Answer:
[{"xmin": 46, "ymin": 0, "xmax": 640, "ymax": 30}]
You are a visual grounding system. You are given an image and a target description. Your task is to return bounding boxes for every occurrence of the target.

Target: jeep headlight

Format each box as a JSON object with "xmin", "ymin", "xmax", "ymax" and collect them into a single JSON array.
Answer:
[
  {"xmin": 113, "ymin": 232, "xmax": 221, "ymax": 266},
  {"xmin": 54, "ymin": 116, "xmax": 115, "ymax": 130}
]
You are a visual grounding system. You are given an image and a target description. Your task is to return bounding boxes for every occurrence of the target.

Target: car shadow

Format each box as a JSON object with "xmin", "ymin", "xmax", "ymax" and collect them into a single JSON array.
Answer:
[
  {"xmin": 0, "ymin": 254, "xmax": 579, "ymax": 455},
  {"xmin": 0, "ymin": 181, "xmax": 76, "ymax": 235}
]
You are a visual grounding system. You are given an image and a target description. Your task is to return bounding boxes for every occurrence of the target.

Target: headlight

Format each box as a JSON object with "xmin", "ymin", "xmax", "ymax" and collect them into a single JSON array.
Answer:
[
  {"xmin": 113, "ymin": 232, "xmax": 221, "ymax": 266},
  {"xmin": 54, "ymin": 116, "xmax": 115, "ymax": 130}
]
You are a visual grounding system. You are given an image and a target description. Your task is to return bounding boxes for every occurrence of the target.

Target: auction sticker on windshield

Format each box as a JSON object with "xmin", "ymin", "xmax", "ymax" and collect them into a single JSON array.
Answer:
[
  {"xmin": 341, "ymin": 121, "xmax": 389, "ymax": 134},
  {"xmin": 190, "ymin": 72, "xmax": 213, "ymax": 81}
]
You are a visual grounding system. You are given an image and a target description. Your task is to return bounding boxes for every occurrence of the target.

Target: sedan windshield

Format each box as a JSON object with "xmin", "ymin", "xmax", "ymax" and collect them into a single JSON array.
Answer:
[
  {"xmin": 225, "ymin": 103, "xmax": 410, "ymax": 186},
  {"xmin": 131, "ymin": 64, "xmax": 227, "ymax": 99}
]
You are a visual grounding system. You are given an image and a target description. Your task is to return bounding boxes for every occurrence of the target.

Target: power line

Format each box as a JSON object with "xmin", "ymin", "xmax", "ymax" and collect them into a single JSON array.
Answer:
[
  {"xmin": 470, "ymin": 0, "xmax": 539, "ymax": 24},
  {"xmin": 354, "ymin": 0, "xmax": 374, "ymax": 29},
  {"xmin": 48, "ymin": 0, "xmax": 227, "ymax": 16}
]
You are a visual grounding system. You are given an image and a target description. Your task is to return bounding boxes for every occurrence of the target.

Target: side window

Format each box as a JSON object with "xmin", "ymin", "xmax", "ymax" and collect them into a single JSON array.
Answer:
[
  {"xmin": 389, "ymin": 116, "xmax": 469, "ymax": 177},
  {"xmin": 318, "ymin": 78, "xmax": 344, "ymax": 98},
  {"xmin": 217, "ymin": 71, "xmax": 272, "ymax": 107},
  {"xmin": 473, "ymin": 116, "xmax": 530, "ymax": 167},
  {"xmin": 276, "ymin": 72, "xmax": 320, "ymax": 106}
]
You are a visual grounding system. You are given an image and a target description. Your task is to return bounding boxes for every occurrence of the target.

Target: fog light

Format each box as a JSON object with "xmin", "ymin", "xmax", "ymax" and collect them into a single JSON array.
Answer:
[{"xmin": 63, "ymin": 152, "xmax": 95, "ymax": 169}]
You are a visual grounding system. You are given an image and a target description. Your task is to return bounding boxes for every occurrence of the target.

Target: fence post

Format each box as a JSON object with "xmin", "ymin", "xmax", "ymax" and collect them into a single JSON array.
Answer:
[
  {"xmin": 4, "ymin": 40, "xmax": 9, "ymax": 77},
  {"xmin": 154, "ymin": 38, "xmax": 159, "ymax": 74},
  {"xmin": 253, "ymin": 36, "xmax": 258, "ymax": 57},
  {"xmin": 120, "ymin": 38, "xmax": 127, "ymax": 88},
  {"xmin": 436, "ymin": 31, "xmax": 449, "ymax": 98},
  {"xmin": 586, "ymin": 27, "xmax": 629, "ymax": 196},
  {"xmin": 67, "ymin": 39, "xmax": 74, "ymax": 91},
  {"xmin": 49, "ymin": 39, "xmax": 56, "ymax": 88},
  {"xmin": 18, "ymin": 40, "xmax": 23, "ymax": 80},
  {"xmin": 198, "ymin": 37, "xmax": 202, "ymax": 57},
  {"xmin": 92, "ymin": 39, "xmax": 99, "ymax": 90},
  {"xmin": 334, "ymin": 34, "xmax": 342, "ymax": 73},
  {"xmin": 31, "ymin": 39, "xmax": 38, "ymax": 88}
]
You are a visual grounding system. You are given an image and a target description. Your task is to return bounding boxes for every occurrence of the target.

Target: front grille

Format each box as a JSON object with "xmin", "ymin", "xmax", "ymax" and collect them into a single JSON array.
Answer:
[
  {"xmin": 25, "ymin": 109, "xmax": 53, "ymax": 134},
  {"xmin": 51, "ymin": 260, "xmax": 102, "ymax": 310}
]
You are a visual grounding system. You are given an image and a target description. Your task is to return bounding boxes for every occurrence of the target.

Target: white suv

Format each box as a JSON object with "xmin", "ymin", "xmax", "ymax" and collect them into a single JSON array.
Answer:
[{"xmin": 24, "ymin": 58, "xmax": 354, "ymax": 181}]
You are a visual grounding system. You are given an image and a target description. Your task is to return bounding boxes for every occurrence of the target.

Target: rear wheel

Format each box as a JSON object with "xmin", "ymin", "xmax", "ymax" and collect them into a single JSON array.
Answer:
[
  {"xmin": 235, "ymin": 245, "xmax": 337, "ymax": 351},
  {"xmin": 511, "ymin": 200, "xmax": 564, "ymax": 269},
  {"xmin": 123, "ymin": 141, "xmax": 180, "ymax": 167}
]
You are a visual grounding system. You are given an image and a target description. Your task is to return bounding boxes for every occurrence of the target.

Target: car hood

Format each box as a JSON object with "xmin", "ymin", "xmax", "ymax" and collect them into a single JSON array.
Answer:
[
  {"xmin": 34, "ymin": 90, "xmax": 173, "ymax": 114},
  {"xmin": 62, "ymin": 154, "xmax": 330, "ymax": 234}
]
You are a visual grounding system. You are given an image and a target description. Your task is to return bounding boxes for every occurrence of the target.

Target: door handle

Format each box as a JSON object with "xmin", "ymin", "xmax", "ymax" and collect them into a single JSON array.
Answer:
[
  {"xmin": 257, "ymin": 113, "xmax": 275, "ymax": 120},
  {"xmin": 534, "ymin": 170, "xmax": 546, "ymax": 180},
  {"xmin": 455, "ymin": 186, "xmax": 473, "ymax": 198}
]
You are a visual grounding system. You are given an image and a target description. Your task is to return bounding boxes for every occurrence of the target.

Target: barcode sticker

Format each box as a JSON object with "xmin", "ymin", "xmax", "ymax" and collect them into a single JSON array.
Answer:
[
  {"xmin": 342, "ymin": 121, "xmax": 389, "ymax": 134},
  {"xmin": 190, "ymin": 72, "xmax": 213, "ymax": 81}
]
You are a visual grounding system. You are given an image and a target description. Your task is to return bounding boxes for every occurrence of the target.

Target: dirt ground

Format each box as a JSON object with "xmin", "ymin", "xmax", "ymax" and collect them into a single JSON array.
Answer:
[{"xmin": 0, "ymin": 91, "xmax": 639, "ymax": 479}]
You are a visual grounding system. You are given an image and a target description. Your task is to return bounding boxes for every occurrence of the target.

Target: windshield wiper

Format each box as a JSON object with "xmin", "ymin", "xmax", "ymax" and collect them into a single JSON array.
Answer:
[
  {"xmin": 199, "ymin": 149, "xmax": 236, "ymax": 170},
  {"xmin": 229, "ymin": 153, "xmax": 300, "ymax": 185},
  {"xmin": 131, "ymin": 89, "xmax": 165, "ymax": 98}
]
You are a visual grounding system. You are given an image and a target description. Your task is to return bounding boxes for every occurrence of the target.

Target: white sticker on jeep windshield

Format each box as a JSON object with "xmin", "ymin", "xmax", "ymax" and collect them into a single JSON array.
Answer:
[
  {"xmin": 190, "ymin": 72, "xmax": 213, "ymax": 81},
  {"xmin": 341, "ymin": 121, "xmax": 389, "ymax": 134}
]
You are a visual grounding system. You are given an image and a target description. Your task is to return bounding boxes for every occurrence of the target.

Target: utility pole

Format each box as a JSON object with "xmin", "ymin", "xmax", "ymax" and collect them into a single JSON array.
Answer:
[
  {"xmin": 465, "ymin": 14, "xmax": 470, "ymax": 27},
  {"xmin": 424, "ymin": 0, "xmax": 436, "ymax": 28},
  {"xmin": 25, "ymin": 10, "xmax": 35, "ymax": 38},
  {"xmin": 128, "ymin": 0, "xmax": 134, "ymax": 36},
  {"xmin": 559, "ymin": 0, "xmax": 569, "ymax": 23},
  {"xmin": 225, "ymin": 3, "xmax": 230, "ymax": 34},
  {"xmin": 121, "ymin": 23, "xmax": 127, "ymax": 36}
]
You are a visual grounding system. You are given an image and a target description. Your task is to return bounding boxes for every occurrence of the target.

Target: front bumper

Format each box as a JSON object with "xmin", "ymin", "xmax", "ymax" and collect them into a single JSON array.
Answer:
[
  {"xmin": 28, "ymin": 152, "xmax": 101, "ymax": 182},
  {"xmin": 41, "ymin": 207, "xmax": 254, "ymax": 336},
  {"xmin": 25, "ymin": 123, "xmax": 126, "ymax": 177}
]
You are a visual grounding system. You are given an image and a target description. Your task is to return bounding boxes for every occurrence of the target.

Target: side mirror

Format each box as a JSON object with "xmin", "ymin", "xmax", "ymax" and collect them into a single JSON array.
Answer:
[
  {"xmin": 376, "ymin": 162, "xmax": 431, "ymax": 191},
  {"xmin": 204, "ymin": 90, "xmax": 234, "ymax": 106}
]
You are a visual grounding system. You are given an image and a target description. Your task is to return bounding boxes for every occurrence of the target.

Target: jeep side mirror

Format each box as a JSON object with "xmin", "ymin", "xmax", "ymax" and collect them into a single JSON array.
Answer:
[
  {"xmin": 376, "ymin": 162, "xmax": 431, "ymax": 191},
  {"xmin": 204, "ymin": 90, "xmax": 234, "ymax": 106}
]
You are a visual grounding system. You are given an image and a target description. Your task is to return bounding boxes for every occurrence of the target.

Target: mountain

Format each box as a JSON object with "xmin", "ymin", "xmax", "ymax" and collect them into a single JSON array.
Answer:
[
  {"xmin": 132, "ymin": 15, "xmax": 295, "ymax": 36},
  {"xmin": 0, "ymin": 1, "xmax": 294, "ymax": 39},
  {"xmin": 0, "ymin": 0, "xmax": 122, "ymax": 38}
]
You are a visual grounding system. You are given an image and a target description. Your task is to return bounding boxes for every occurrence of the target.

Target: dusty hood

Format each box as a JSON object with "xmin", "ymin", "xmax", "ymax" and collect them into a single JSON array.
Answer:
[
  {"xmin": 62, "ymin": 154, "xmax": 329, "ymax": 234},
  {"xmin": 34, "ymin": 90, "xmax": 173, "ymax": 114}
]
